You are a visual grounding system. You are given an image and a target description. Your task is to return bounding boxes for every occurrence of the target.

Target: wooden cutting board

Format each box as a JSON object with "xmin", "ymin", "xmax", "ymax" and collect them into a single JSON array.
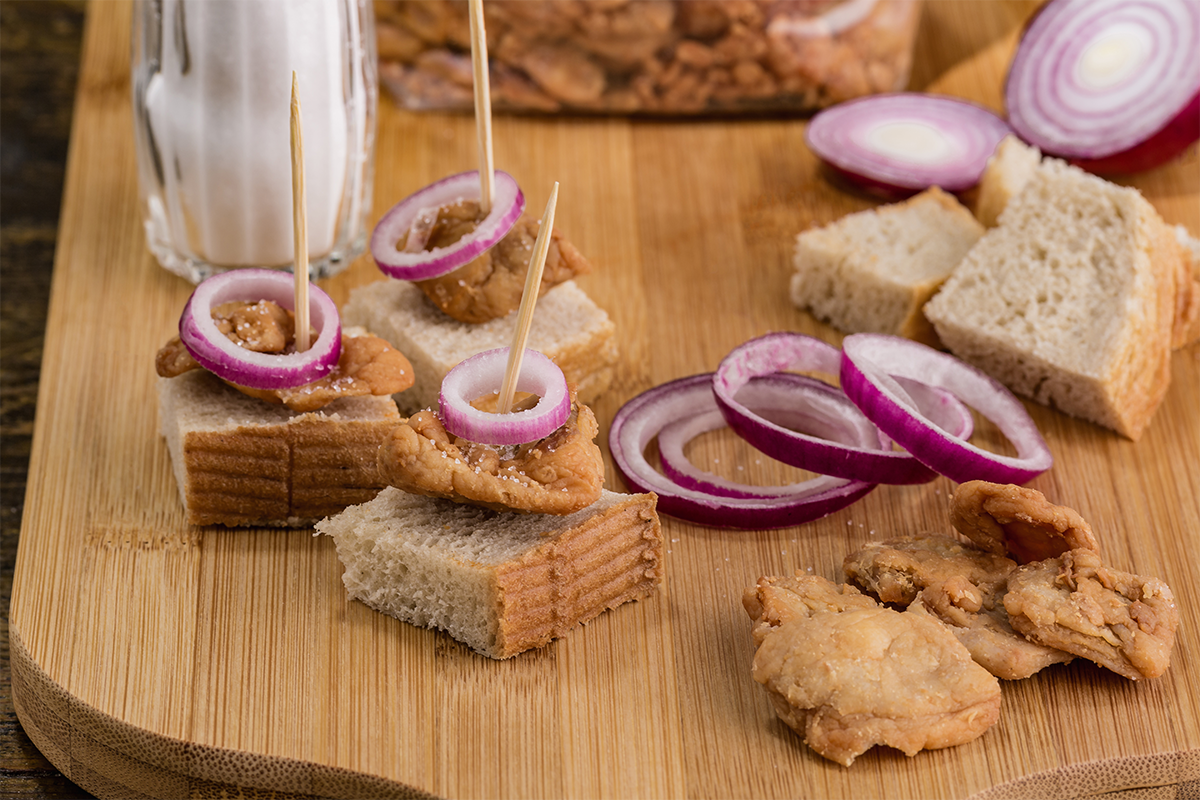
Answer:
[{"xmin": 11, "ymin": 1, "xmax": 1200, "ymax": 798}]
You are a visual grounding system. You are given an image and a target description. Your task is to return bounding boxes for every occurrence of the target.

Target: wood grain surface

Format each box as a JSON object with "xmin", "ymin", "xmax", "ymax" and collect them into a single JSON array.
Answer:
[{"xmin": 9, "ymin": 1, "xmax": 1200, "ymax": 798}]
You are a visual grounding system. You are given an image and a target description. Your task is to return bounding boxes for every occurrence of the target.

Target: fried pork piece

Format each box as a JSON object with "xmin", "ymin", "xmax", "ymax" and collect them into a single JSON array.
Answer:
[
  {"xmin": 156, "ymin": 301, "xmax": 414, "ymax": 413},
  {"xmin": 1004, "ymin": 549, "xmax": 1179, "ymax": 680},
  {"xmin": 743, "ymin": 573, "xmax": 877, "ymax": 645},
  {"xmin": 745, "ymin": 574, "xmax": 1001, "ymax": 767},
  {"xmin": 950, "ymin": 480, "xmax": 1101, "ymax": 563},
  {"xmin": 844, "ymin": 535, "xmax": 1074, "ymax": 680},
  {"xmin": 402, "ymin": 200, "xmax": 592, "ymax": 324},
  {"xmin": 378, "ymin": 391, "xmax": 604, "ymax": 515}
]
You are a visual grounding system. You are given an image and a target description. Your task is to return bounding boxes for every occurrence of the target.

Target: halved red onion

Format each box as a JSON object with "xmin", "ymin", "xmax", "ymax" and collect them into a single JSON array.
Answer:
[
  {"xmin": 370, "ymin": 170, "xmax": 525, "ymax": 281},
  {"xmin": 839, "ymin": 333, "xmax": 1053, "ymax": 484},
  {"xmin": 178, "ymin": 268, "xmax": 341, "ymax": 390},
  {"xmin": 1005, "ymin": 0, "xmax": 1200, "ymax": 174},
  {"xmin": 712, "ymin": 332, "xmax": 973, "ymax": 485},
  {"xmin": 438, "ymin": 347, "xmax": 569, "ymax": 445},
  {"xmin": 609, "ymin": 374, "xmax": 876, "ymax": 530},
  {"xmin": 805, "ymin": 93, "xmax": 1014, "ymax": 195}
]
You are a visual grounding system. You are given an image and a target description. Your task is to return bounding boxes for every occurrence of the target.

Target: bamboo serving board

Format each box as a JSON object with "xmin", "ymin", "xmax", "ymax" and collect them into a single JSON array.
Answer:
[{"xmin": 11, "ymin": 1, "xmax": 1200, "ymax": 798}]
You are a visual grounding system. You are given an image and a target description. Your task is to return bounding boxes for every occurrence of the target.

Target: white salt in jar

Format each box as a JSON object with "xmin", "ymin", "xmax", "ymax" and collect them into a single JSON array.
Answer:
[{"xmin": 131, "ymin": 0, "xmax": 377, "ymax": 282}]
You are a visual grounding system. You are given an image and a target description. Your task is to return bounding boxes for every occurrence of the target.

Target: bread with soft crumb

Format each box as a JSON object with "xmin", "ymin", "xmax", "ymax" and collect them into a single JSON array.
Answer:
[
  {"xmin": 159, "ymin": 369, "xmax": 401, "ymax": 527},
  {"xmin": 924, "ymin": 158, "xmax": 1187, "ymax": 440},
  {"xmin": 316, "ymin": 486, "xmax": 662, "ymax": 659},
  {"xmin": 973, "ymin": 135, "xmax": 1042, "ymax": 228},
  {"xmin": 343, "ymin": 279, "xmax": 617, "ymax": 413},
  {"xmin": 790, "ymin": 187, "xmax": 984, "ymax": 347}
]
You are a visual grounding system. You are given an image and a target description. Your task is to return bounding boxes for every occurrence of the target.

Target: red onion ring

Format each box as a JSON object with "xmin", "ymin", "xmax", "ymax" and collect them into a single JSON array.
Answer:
[
  {"xmin": 1005, "ymin": 0, "xmax": 1200, "ymax": 174},
  {"xmin": 839, "ymin": 334, "xmax": 1053, "ymax": 484},
  {"xmin": 178, "ymin": 268, "xmax": 341, "ymax": 390},
  {"xmin": 438, "ymin": 347, "xmax": 570, "ymax": 446},
  {"xmin": 658, "ymin": 373, "xmax": 877, "ymax": 499},
  {"xmin": 712, "ymin": 333, "xmax": 974, "ymax": 485},
  {"xmin": 805, "ymin": 93, "xmax": 1014, "ymax": 195},
  {"xmin": 609, "ymin": 374, "xmax": 876, "ymax": 530},
  {"xmin": 370, "ymin": 170, "xmax": 526, "ymax": 281}
]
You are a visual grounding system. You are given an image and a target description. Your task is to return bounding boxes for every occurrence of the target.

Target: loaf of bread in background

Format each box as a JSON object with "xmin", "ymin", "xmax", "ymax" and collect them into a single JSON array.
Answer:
[
  {"xmin": 790, "ymin": 187, "xmax": 984, "ymax": 347},
  {"xmin": 316, "ymin": 486, "xmax": 663, "ymax": 659},
  {"xmin": 973, "ymin": 135, "xmax": 1042, "ymax": 228},
  {"xmin": 343, "ymin": 279, "xmax": 617, "ymax": 413},
  {"xmin": 159, "ymin": 369, "xmax": 401, "ymax": 527},
  {"xmin": 924, "ymin": 158, "xmax": 1187, "ymax": 440}
]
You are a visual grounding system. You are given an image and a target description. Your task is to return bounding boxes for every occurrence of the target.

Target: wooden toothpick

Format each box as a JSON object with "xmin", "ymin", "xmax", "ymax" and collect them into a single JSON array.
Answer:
[
  {"xmin": 497, "ymin": 182, "xmax": 558, "ymax": 415},
  {"xmin": 290, "ymin": 71, "xmax": 311, "ymax": 352},
  {"xmin": 468, "ymin": 0, "xmax": 494, "ymax": 214}
]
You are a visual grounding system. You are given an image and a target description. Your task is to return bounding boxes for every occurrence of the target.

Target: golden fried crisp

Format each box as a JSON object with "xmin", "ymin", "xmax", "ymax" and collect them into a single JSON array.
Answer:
[
  {"xmin": 378, "ymin": 390, "xmax": 604, "ymax": 515},
  {"xmin": 950, "ymin": 480, "xmax": 1101, "ymax": 564},
  {"xmin": 743, "ymin": 573, "xmax": 877, "ymax": 646},
  {"xmin": 403, "ymin": 200, "xmax": 592, "ymax": 324},
  {"xmin": 1004, "ymin": 549, "xmax": 1179, "ymax": 680},
  {"xmin": 744, "ymin": 574, "xmax": 1001, "ymax": 767},
  {"xmin": 156, "ymin": 301, "xmax": 414, "ymax": 413},
  {"xmin": 844, "ymin": 535, "xmax": 1074, "ymax": 680}
]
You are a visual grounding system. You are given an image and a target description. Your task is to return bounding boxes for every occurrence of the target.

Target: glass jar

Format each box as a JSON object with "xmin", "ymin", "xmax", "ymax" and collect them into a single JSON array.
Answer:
[
  {"xmin": 376, "ymin": 0, "xmax": 920, "ymax": 116},
  {"xmin": 131, "ymin": 0, "xmax": 378, "ymax": 283}
]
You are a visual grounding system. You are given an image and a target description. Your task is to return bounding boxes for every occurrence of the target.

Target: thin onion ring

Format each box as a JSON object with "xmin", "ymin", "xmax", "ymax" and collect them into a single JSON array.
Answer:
[
  {"xmin": 370, "ymin": 170, "xmax": 525, "ymax": 281},
  {"xmin": 659, "ymin": 373, "xmax": 878, "ymax": 499},
  {"xmin": 178, "ymin": 268, "xmax": 341, "ymax": 390},
  {"xmin": 438, "ymin": 347, "xmax": 570, "ymax": 446},
  {"xmin": 609, "ymin": 373, "xmax": 877, "ymax": 530},
  {"xmin": 839, "ymin": 333, "xmax": 1053, "ymax": 484},
  {"xmin": 712, "ymin": 332, "xmax": 973, "ymax": 485}
]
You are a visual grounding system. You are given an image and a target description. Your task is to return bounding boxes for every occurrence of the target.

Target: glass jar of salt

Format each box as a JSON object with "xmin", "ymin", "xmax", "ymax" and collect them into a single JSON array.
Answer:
[{"xmin": 131, "ymin": 0, "xmax": 376, "ymax": 283}]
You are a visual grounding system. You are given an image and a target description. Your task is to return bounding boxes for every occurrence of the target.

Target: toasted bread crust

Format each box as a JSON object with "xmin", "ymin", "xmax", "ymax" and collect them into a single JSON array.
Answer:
[
  {"xmin": 493, "ymin": 494, "xmax": 662, "ymax": 657},
  {"xmin": 160, "ymin": 371, "xmax": 401, "ymax": 527}
]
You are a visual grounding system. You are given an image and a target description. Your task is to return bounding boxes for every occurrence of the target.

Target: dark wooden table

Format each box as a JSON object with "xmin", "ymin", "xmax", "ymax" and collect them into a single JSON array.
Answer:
[{"xmin": 1, "ymin": 2, "xmax": 92, "ymax": 797}]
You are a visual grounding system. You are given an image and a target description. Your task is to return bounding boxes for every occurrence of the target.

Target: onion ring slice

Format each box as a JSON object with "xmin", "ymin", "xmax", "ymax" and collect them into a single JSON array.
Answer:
[
  {"xmin": 438, "ymin": 347, "xmax": 570, "ymax": 445},
  {"xmin": 658, "ymin": 373, "xmax": 869, "ymax": 499},
  {"xmin": 370, "ymin": 170, "xmax": 525, "ymax": 281},
  {"xmin": 1005, "ymin": 0, "xmax": 1200, "ymax": 174},
  {"xmin": 712, "ymin": 332, "xmax": 973, "ymax": 485},
  {"xmin": 839, "ymin": 333, "xmax": 1053, "ymax": 484},
  {"xmin": 806, "ymin": 93, "xmax": 1014, "ymax": 195},
  {"xmin": 178, "ymin": 268, "xmax": 342, "ymax": 390},
  {"xmin": 609, "ymin": 373, "xmax": 876, "ymax": 530}
]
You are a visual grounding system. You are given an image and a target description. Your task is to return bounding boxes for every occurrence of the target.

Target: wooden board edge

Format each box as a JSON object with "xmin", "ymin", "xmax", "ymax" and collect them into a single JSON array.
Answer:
[{"xmin": 8, "ymin": 626, "xmax": 437, "ymax": 800}]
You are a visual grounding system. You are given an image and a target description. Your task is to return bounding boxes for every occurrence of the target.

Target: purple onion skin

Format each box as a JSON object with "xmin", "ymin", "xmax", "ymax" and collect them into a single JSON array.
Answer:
[
  {"xmin": 1069, "ymin": 91, "xmax": 1200, "ymax": 175},
  {"xmin": 1003, "ymin": 0, "xmax": 1200, "ymax": 176},
  {"xmin": 612, "ymin": 460, "xmax": 876, "ymax": 531}
]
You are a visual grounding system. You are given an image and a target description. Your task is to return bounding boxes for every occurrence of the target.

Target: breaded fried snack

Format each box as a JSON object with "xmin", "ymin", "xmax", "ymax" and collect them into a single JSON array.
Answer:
[{"xmin": 745, "ymin": 573, "xmax": 1001, "ymax": 766}]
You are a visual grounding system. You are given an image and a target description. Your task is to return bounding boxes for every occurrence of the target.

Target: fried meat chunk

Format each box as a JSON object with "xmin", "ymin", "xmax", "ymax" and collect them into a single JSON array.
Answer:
[
  {"xmin": 156, "ymin": 301, "xmax": 414, "ymax": 412},
  {"xmin": 378, "ymin": 391, "xmax": 604, "ymax": 515},
  {"xmin": 743, "ymin": 573, "xmax": 877, "ymax": 645},
  {"xmin": 950, "ymin": 480, "xmax": 1101, "ymax": 564},
  {"xmin": 844, "ymin": 535, "xmax": 1073, "ymax": 680},
  {"xmin": 1004, "ymin": 549, "xmax": 1179, "ymax": 680},
  {"xmin": 402, "ymin": 200, "xmax": 592, "ymax": 324},
  {"xmin": 745, "ymin": 574, "xmax": 1001, "ymax": 767}
]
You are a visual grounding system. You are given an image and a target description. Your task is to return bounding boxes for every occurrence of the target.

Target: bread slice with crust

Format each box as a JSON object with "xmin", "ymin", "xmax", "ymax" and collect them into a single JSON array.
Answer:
[
  {"xmin": 924, "ymin": 158, "xmax": 1186, "ymax": 440},
  {"xmin": 343, "ymin": 279, "xmax": 617, "ymax": 413},
  {"xmin": 790, "ymin": 187, "xmax": 984, "ymax": 347},
  {"xmin": 159, "ymin": 369, "xmax": 401, "ymax": 527},
  {"xmin": 316, "ymin": 486, "xmax": 663, "ymax": 659},
  {"xmin": 973, "ymin": 135, "xmax": 1042, "ymax": 229}
]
